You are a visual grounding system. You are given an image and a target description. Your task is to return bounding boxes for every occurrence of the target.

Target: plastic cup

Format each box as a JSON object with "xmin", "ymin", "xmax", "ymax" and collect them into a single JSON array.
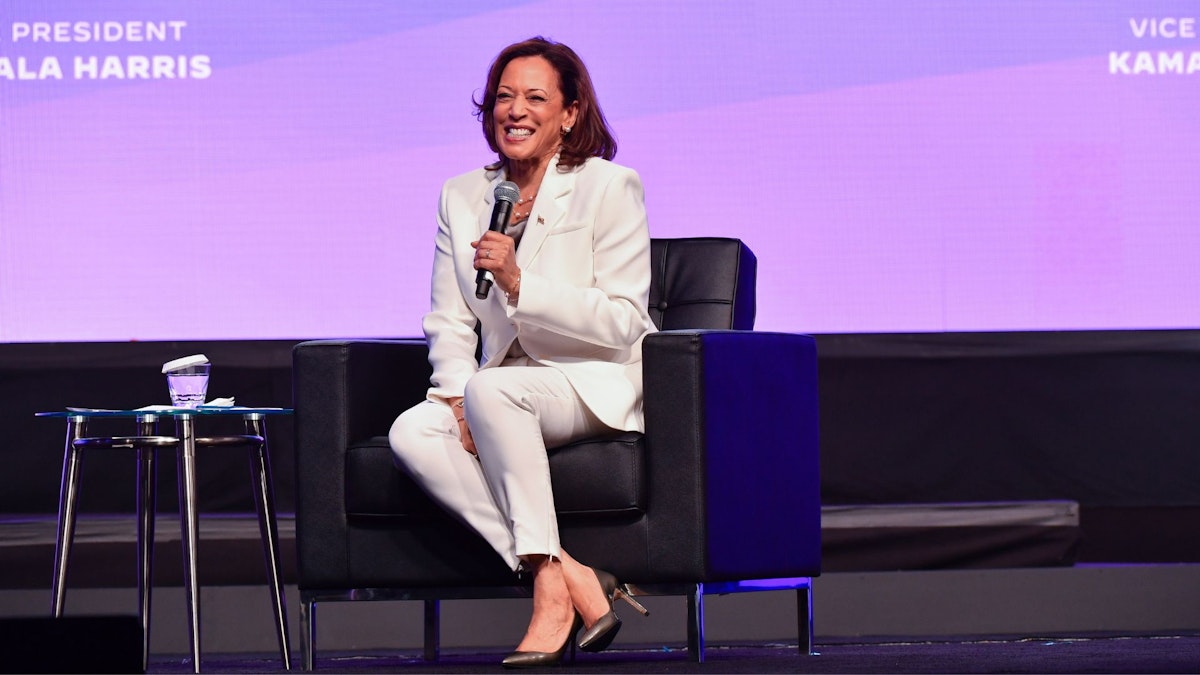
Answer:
[{"xmin": 167, "ymin": 363, "xmax": 210, "ymax": 408}]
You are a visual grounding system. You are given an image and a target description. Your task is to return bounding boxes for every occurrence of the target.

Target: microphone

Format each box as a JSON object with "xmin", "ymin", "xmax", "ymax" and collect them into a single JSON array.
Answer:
[{"xmin": 475, "ymin": 181, "xmax": 520, "ymax": 299}]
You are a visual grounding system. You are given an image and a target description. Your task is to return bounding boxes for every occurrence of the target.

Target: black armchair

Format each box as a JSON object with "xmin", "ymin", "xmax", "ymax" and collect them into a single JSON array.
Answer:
[{"xmin": 291, "ymin": 237, "xmax": 820, "ymax": 668}]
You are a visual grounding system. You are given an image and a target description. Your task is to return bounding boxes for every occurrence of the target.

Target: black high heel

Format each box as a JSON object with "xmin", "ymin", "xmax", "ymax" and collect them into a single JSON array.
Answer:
[
  {"xmin": 577, "ymin": 568, "xmax": 649, "ymax": 653},
  {"xmin": 501, "ymin": 614, "xmax": 582, "ymax": 669}
]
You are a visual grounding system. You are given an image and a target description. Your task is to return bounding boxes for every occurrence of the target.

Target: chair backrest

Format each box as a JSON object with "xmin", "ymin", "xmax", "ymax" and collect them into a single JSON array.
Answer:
[{"xmin": 648, "ymin": 237, "xmax": 756, "ymax": 331}]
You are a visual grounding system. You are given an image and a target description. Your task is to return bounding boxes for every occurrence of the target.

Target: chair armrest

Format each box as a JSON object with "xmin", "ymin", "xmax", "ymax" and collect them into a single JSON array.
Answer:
[
  {"xmin": 291, "ymin": 338, "xmax": 431, "ymax": 586},
  {"xmin": 642, "ymin": 330, "xmax": 820, "ymax": 581}
]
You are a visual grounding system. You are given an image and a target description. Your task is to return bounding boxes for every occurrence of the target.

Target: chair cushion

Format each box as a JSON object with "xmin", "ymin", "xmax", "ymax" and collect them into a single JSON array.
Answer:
[{"xmin": 344, "ymin": 432, "xmax": 646, "ymax": 521}]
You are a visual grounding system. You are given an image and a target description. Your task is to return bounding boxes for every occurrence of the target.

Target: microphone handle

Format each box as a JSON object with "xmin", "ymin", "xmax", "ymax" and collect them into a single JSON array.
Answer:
[
  {"xmin": 475, "ymin": 272, "xmax": 496, "ymax": 299},
  {"xmin": 475, "ymin": 199, "xmax": 514, "ymax": 299}
]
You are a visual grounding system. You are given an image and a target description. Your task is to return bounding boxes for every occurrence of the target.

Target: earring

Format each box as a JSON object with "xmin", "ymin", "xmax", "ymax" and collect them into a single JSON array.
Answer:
[{"xmin": 562, "ymin": 125, "xmax": 572, "ymax": 135}]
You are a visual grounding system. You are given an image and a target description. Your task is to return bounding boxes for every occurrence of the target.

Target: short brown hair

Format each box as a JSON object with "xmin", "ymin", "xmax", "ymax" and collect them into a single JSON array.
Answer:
[{"xmin": 474, "ymin": 37, "xmax": 617, "ymax": 171}]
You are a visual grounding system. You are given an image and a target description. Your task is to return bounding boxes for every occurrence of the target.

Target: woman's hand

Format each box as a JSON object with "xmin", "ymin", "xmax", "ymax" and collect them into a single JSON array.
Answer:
[
  {"xmin": 472, "ymin": 231, "xmax": 521, "ymax": 297},
  {"xmin": 449, "ymin": 397, "xmax": 477, "ymax": 457},
  {"xmin": 458, "ymin": 418, "xmax": 477, "ymax": 457}
]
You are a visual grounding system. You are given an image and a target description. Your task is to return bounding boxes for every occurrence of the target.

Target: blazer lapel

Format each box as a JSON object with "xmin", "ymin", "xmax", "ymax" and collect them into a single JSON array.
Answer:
[{"xmin": 516, "ymin": 154, "xmax": 575, "ymax": 269}]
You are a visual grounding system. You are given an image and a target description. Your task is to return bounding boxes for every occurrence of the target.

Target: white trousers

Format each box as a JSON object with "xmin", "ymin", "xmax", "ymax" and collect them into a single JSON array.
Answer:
[{"xmin": 389, "ymin": 359, "xmax": 610, "ymax": 571}]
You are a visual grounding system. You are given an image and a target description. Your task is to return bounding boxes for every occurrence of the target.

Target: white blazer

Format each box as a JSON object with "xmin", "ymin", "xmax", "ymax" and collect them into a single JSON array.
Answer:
[{"xmin": 421, "ymin": 154, "xmax": 656, "ymax": 433}]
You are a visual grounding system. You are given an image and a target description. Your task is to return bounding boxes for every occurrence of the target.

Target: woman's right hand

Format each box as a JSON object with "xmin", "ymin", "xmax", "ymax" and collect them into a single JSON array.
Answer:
[
  {"xmin": 450, "ymin": 398, "xmax": 478, "ymax": 457},
  {"xmin": 458, "ymin": 417, "xmax": 478, "ymax": 457}
]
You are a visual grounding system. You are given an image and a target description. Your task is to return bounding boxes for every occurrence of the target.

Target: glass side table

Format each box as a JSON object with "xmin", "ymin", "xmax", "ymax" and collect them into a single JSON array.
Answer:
[{"xmin": 37, "ymin": 407, "xmax": 293, "ymax": 673}]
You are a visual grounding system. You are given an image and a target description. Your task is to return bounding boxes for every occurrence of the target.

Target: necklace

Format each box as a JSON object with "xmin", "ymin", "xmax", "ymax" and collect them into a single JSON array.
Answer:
[{"xmin": 511, "ymin": 190, "xmax": 537, "ymax": 221}]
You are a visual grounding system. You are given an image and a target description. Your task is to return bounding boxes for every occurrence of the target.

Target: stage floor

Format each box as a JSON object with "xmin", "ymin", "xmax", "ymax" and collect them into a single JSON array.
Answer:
[
  {"xmin": 148, "ymin": 633, "xmax": 1200, "ymax": 674},
  {"xmin": 8, "ymin": 563, "xmax": 1200, "ymax": 660}
]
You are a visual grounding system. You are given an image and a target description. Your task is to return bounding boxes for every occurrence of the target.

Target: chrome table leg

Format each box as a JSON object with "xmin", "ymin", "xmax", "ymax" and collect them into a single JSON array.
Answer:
[
  {"xmin": 246, "ymin": 414, "xmax": 292, "ymax": 669},
  {"xmin": 136, "ymin": 414, "xmax": 159, "ymax": 672},
  {"xmin": 176, "ymin": 414, "xmax": 202, "ymax": 673},
  {"xmin": 50, "ymin": 416, "xmax": 87, "ymax": 617}
]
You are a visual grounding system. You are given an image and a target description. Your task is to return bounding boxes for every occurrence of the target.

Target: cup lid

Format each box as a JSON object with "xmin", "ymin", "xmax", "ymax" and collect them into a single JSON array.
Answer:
[{"xmin": 162, "ymin": 354, "xmax": 210, "ymax": 374}]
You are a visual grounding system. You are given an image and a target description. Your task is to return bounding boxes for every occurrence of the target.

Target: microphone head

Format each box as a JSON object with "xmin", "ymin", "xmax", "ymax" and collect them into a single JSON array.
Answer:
[{"xmin": 494, "ymin": 181, "xmax": 520, "ymax": 205}]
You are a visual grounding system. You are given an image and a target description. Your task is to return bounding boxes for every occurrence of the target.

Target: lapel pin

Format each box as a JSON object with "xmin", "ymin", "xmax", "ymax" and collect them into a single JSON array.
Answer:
[{"xmin": 537, "ymin": 216, "xmax": 544, "ymax": 225}]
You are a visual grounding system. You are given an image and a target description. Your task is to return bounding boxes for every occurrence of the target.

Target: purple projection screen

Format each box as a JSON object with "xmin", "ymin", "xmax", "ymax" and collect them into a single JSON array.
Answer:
[{"xmin": 1, "ymin": 1, "xmax": 1198, "ymax": 342}]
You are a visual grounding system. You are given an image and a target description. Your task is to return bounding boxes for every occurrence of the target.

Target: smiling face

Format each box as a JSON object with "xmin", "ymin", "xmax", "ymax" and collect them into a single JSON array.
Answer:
[{"xmin": 493, "ymin": 55, "xmax": 579, "ymax": 169}]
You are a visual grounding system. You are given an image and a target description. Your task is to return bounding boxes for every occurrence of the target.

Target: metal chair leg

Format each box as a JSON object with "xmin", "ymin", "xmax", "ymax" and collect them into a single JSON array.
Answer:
[
  {"xmin": 797, "ymin": 581, "xmax": 814, "ymax": 655},
  {"xmin": 300, "ymin": 597, "xmax": 315, "ymax": 671},
  {"xmin": 51, "ymin": 417, "xmax": 87, "ymax": 617},
  {"xmin": 423, "ymin": 599, "xmax": 440, "ymax": 661},
  {"xmin": 687, "ymin": 583, "xmax": 705, "ymax": 663}
]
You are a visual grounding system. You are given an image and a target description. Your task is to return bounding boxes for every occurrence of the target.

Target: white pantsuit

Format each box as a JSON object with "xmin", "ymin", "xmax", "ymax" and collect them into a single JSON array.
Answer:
[{"xmin": 390, "ymin": 155, "xmax": 655, "ymax": 570}]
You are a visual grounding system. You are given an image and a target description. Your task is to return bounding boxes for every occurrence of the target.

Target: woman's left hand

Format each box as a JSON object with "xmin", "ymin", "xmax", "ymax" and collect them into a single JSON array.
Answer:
[{"xmin": 472, "ymin": 231, "xmax": 520, "ymax": 296}]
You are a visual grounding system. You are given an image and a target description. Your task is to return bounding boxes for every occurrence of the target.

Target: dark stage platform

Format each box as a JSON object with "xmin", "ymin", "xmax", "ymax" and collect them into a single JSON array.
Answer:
[
  {"xmin": 3, "ymin": 331, "xmax": 1200, "ymax": 671},
  {"xmin": 4, "ymin": 329, "xmax": 1199, "ymax": 572}
]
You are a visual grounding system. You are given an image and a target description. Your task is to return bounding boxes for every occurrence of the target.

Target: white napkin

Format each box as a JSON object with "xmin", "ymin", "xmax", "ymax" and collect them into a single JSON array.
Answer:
[{"xmin": 134, "ymin": 397, "xmax": 234, "ymax": 412}]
